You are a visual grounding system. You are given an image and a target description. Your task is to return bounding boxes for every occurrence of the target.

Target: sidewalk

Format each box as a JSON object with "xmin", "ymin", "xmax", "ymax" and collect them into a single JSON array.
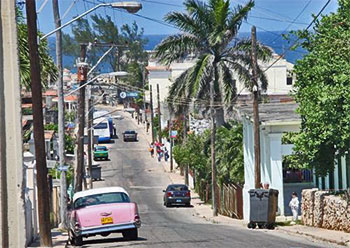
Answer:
[{"xmin": 28, "ymin": 229, "xmax": 68, "ymax": 248}]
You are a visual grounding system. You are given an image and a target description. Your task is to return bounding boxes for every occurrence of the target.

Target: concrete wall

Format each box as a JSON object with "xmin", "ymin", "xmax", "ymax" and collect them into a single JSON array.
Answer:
[{"xmin": 0, "ymin": 1, "xmax": 27, "ymax": 246}]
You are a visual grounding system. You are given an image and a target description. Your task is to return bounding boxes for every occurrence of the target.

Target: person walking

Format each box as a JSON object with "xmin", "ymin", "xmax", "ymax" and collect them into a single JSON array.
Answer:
[
  {"xmin": 289, "ymin": 192, "xmax": 299, "ymax": 224},
  {"xmin": 157, "ymin": 146, "xmax": 163, "ymax": 162},
  {"xmin": 148, "ymin": 143, "xmax": 154, "ymax": 157},
  {"xmin": 164, "ymin": 147, "xmax": 169, "ymax": 162}
]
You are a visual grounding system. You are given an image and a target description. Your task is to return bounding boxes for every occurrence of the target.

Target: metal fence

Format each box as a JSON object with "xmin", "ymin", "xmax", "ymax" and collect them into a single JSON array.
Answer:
[{"xmin": 197, "ymin": 180, "xmax": 243, "ymax": 219}]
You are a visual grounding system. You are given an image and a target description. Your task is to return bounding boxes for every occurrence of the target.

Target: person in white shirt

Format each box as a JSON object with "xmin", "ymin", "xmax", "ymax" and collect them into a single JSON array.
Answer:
[{"xmin": 289, "ymin": 192, "xmax": 299, "ymax": 224}]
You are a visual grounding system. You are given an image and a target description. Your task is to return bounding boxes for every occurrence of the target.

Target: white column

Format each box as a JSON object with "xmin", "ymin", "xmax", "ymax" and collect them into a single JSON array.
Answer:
[
  {"xmin": 0, "ymin": 1, "xmax": 26, "ymax": 246},
  {"xmin": 341, "ymin": 156, "xmax": 347, "ymax": 189},
  {"xmin": 269, "ymin": 133, "xmax": 284, "ymax": 215},
  {"xmin": 334, "ymin": 159, "xmax": 339, "ymax": 190}
]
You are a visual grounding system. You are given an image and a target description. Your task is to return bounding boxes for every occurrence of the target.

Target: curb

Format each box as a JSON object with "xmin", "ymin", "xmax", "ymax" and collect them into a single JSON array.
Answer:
[{"xmin": 276, "ymin": 226, "xmax": 350, "ymax": 247}]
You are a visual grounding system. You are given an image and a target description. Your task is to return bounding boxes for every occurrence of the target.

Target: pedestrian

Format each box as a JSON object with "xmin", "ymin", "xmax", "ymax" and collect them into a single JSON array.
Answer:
[
  {"xmin": 289, "ymin": 192, "xmax": 299, "ymax": 224},
  {"xmin": 157, "ymin": 147, "xmax": 163, "ymax": 162},
  {"xmin": 164, "ymin": 148, "xmax": 169, "ymax": 162},
  {"xmin": 148, "ymin": 143, "xmax": 154, "ymax": 157}
]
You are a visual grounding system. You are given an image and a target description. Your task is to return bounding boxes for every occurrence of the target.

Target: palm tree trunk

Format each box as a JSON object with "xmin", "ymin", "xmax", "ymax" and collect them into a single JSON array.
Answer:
[{"xmin": 211, "ymin": 65, "xmax": 218, "ymax": 217}]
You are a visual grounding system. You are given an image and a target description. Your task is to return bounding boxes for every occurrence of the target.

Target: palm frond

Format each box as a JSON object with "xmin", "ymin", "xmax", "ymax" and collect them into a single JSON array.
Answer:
[
  {"xmin": 225, "ymin": 0, "xmax": 254, "ymax": 43},
  {"xmin": 192, "ymin": 54, "xmax": 214, "ymax": 98},
  {"xmin": 164, "ymin": 12, "xmax": 203, "ymax": 36},
  {"xmin": 218, "ymin": 62, "xmax": 237, "ymax": 103},
  {"xmin": 155, "ymin": 34, "xmax": 201, "ymax": 65}
]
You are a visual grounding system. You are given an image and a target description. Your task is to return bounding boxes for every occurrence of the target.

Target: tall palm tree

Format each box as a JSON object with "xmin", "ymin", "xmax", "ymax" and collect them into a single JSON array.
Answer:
[{"xmin": 155, "ymin": 0, "xmax": 272, "ymax": 216}]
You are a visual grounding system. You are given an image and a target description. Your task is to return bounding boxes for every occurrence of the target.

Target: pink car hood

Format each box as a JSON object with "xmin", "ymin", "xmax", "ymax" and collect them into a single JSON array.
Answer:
[{"xmin": 76, "ymin": 202, "xmax": 138, "ymax": 228}]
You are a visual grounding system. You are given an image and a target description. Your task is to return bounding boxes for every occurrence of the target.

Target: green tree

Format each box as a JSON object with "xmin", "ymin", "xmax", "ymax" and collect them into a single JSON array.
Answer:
[
  {"xmin": 17, "ymin": 9, "xmax": 57, "ymax": 89},
  {"xmin": 216, "ymin": 122, "xmax": 244, "ymax": 185},
  {"xmin": 292, "ymin": 0, "xmax": 350, "ymax": 177}
]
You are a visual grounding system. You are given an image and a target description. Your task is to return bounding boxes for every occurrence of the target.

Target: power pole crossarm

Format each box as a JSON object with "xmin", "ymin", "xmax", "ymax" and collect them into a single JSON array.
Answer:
[{"xmin": 251, "ymin": 26, "xmax": 261, "ymax": 189}]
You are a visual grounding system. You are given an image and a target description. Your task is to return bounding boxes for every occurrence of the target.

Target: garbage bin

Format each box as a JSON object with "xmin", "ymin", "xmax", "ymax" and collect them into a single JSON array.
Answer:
[
  {"xmin": 248, "ymin": 189, "xmax": 279, "ymax": 229},
  {"xmin": 91, "ymin": 165, "xmax": 102, "ymax": 181}
]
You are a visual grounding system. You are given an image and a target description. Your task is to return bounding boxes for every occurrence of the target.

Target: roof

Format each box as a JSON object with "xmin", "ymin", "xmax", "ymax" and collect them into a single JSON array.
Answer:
[
  {"xmin": 22, "ymin": 103, "xmax": 46, "ymax": 108},
  {"xmin": 44, "ymin": 130, "xmax": 55, "ymax": 140},
  {"xmin": 235, "ymin": 102, "xmax": 300, "ymax": 125},
  {"xmin": 146, "ymin": 66, "xmax": 170, "ymax": 72},
  {"xmin": 53, "ymin": 95, "xmax": 78, "ymax": 102},
  {"xmin": 73, "ymin": 187, "xmax": 129, "ymax": 202},
  {"xmin": 43, "ymin": 90, "xmax": 57, "ymax": 96}
]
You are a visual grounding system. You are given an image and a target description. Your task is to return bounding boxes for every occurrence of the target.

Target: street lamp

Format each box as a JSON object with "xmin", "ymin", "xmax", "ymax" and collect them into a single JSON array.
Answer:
[{"xmin": 41, "ymin": 1, "xmax": 142, "ymax": 40}]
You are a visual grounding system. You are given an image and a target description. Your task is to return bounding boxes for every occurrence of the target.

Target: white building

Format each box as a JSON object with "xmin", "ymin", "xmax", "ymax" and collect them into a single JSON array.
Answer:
[
  {"xmin": 237, "ymin": 102, "xmax": 350, "ymax": 221},
  {"xmin": 146, "ymin": 51, "xmax": 295, "ymax": 130}
]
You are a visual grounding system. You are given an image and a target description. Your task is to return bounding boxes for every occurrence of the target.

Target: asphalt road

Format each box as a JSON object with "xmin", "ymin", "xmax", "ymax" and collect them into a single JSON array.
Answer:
[{"xmin": 73, "ymin": 110, "xmax": 336, "ymax": 248}]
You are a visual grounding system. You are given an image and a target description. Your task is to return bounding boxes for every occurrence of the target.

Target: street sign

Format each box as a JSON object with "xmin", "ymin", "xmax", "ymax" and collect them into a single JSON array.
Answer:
[
  {"xmin": 171, "ymin": 130, "xmax": 178, "ymax": 138},
  {"xmin": 127, "ymin": 92, "xmax": 138, "ymax": 97},
  {"xmin": 58, "ymin": 166, "xmax": 69, "ymax": 172},
  {"xmin": 120, "ymin": 92, "xmax": 127, "ymax": 99}
]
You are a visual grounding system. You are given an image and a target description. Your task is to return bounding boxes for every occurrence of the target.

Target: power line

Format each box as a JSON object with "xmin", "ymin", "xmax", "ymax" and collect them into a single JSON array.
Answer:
[
  {"xmin": 269, "ymin": 0, "xmax": 312, "ymax": 44},
  {"xmin": 249, "ymin": 15, "xmax": 308, "ymax": 25},
  {"xmin": 140, "ymin": 0, "xmax": 183, "ymax": 8},
  {"xmin": 263, "ymin": 0, "xmax": 332, "ymax": 73}
]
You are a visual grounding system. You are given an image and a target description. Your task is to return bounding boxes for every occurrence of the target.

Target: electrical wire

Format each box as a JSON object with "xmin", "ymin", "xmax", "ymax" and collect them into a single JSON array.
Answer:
[
  {"xmin": 263, "ymin": 0, "xmax": 331, "ymax": 73},
  {"xmin": 269, "ymin": 0, "xmax": 312, "ymax": 45}
]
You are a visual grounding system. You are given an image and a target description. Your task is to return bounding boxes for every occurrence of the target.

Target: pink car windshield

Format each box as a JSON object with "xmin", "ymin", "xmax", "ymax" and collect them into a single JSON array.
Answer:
[{"xmin": 74, "ymin": 192, "xmax": 130, "ymax": 209}]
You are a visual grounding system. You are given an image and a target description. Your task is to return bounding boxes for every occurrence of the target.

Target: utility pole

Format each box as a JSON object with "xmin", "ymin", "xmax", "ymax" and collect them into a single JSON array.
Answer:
[
  {"xmin": 142, "ymin": 68, "xmax": 147, "ymax": 124},
  {"xmin": 251, "ymin": 26, "xmax": 261, "ymax": 189},
  {"xmin": 149, "ymin": 85, "xmax": 155, "ymax": 143},
  {"xmin": 210, "ymin": 69, "xmax": 218, "ymax": 217},
  {"xmin": 87, "ymin": 96, "xmax": 93, "ymax": 189},
  {"xmin": 26, "ymin": 0, "xmax": 52, "ymax": 246},
  {"xmin": 169, "ymin": 119, "xmax": 174, "ymax": 172},
  {"xmin": 75, "ymin": 44, "xmax": 88, "ymax": 193},
  {"xmin": 183, "ymin": 115, "xmax": 189, "ymax": 185},
  {"xmin": 157, "ymin": 84, "xmax": 162, "ymax": 142},
  {"xmin": 52, "ymin": 0, "xmax": 67, "ymax": 229}
]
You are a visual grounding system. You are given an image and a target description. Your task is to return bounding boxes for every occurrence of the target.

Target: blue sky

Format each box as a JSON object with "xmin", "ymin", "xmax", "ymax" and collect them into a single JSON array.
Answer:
[{"xmin": 33, "ymin": 0, "xmax": 338, "ymax": 36}]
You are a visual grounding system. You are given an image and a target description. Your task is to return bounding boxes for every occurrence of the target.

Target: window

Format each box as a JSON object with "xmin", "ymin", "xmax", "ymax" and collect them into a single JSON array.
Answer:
[
  {"xmin": 94, "ymin": 123, "xmax": 108, "ymax": 129},
  {"xmin": 74, "ymin": 192, "xmax": 130, "ymax": 209},
  {"xmin": 287, "ymin": 77, "xmax": 293, "ymax": 85}
]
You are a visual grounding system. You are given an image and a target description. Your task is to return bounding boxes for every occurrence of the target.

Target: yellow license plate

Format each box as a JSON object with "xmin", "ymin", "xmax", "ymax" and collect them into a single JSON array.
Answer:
[{"xmin": 101, "ymin": 217, "xmax": 113, "ymax": 225}]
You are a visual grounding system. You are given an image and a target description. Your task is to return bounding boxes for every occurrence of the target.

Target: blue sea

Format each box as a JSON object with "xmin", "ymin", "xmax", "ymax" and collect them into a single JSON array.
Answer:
[{"xmin": 49, "ymin": 32, "xmax": 307, "ymax": 72}]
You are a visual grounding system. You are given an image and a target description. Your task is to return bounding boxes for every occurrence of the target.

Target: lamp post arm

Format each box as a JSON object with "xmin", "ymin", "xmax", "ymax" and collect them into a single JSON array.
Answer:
[
  {"xmin": 87, "ymin": 46, "xmax": 115, "ymax": 77},
  {"xmin": 40, "ymin": 3, "xmax": 109, "ymax": 40}
]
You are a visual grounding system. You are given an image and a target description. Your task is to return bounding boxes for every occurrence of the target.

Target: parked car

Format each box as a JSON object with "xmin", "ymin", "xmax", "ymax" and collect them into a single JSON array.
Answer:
[
  {"xmin": 68, "ymin": 187, "xmax": 141, "ymax": 246},
  {"xmin": 163, "ymin": 184, "xmax": 191, "ymax": 207},
  {"xmin": 93, "ymin": 146, "xmax": 109, "ymax": 160},
  {"xmin": 112, "ymin": 115, "xmax": 124, "ymax": 120},
  {"xmin": 123, "ymin": 130, "xmax": 137, "ymax": 142}
]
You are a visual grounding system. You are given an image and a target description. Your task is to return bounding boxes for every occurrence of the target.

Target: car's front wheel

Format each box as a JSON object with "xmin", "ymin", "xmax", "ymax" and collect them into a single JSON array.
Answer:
[
  {"xmin": 69, "ymin": 231, "xmax": 83, "ymax": 246},
  {"xmin": 122, "ymin": 228, "xmax": 138, "ymax": 240}
]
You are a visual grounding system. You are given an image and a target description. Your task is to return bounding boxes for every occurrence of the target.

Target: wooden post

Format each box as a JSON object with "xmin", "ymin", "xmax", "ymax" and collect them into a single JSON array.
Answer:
[
  {"xmin": 251, "ymin": 26, "xmax": 261, "ymax": 189},
  {"xmin": 211, "ymin": 66, "xmax": 218, "ymax": 216},
  {"xmin": 75, "ymin": 44, "xmax": 88, "ymax": 193},
  {"xmin": 150, "ymin": 85, "xmax": 155, "ymax": 143},
  {"xmin": 26, "ymin": 0, "xmax": 52, "ymax": 246},
  {"xmin": 157, "ymin": 84, "xmax": 162, "ymax": 143}
]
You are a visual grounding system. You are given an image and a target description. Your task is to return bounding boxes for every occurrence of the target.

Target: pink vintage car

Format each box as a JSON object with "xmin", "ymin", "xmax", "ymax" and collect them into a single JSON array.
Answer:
[{"xmin": 68, "ymin": 187, "xmax": 141, "ymax": 246}]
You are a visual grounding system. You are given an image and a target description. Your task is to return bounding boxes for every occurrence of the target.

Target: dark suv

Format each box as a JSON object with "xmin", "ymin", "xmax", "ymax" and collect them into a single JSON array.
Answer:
[{"xmin": 123, "ymin": 130, "xmax": 137, "ymax": 142}]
